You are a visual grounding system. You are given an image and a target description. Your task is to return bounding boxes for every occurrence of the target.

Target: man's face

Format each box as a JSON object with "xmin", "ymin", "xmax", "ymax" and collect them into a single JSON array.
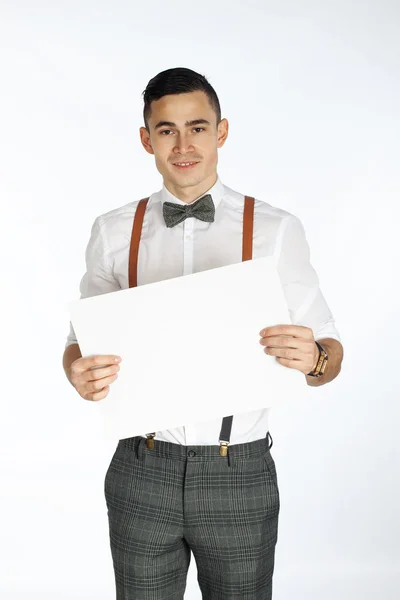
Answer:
[{"xmin": 140, "ymin": 90, "xmax": 228, "ymax": 198}]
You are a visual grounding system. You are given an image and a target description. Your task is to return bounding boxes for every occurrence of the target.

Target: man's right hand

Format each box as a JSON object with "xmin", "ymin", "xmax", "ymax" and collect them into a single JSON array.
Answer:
[{"xmin": 70, "ymin": 355, "xmax": 122, "ymax": 401}]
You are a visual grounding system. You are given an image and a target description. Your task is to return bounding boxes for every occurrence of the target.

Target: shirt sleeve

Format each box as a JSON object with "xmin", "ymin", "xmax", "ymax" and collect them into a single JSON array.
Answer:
[
  {"xmin": 65, "ymin": 215, "xmax": 121, "ymax": 349},
  {"xmin": 276, "ymin": 215, "xmax": 341, "ymax": 343}
]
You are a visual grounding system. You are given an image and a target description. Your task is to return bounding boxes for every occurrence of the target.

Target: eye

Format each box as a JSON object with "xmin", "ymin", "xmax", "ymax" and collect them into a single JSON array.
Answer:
[{"xmin": 160, "ymin": 127, "xmax": 205, "ymax": 135}]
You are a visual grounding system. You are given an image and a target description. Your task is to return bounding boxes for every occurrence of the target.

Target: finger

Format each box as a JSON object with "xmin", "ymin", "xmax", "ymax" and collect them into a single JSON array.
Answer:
[
  {"xmin": 260, "ymin": 325, "xmax": 313, "ymax": 338},
  {"xmin": 83, "ymin": 363, "xmax": 120, "ymax": 381},
  {"xmin": 84, "ymin": 385, "xmax": 110, "ymax": 402},
  {"xmin": 264, "ymin": 347, "xmax": 304, "ymax": 360},
  {"xmin": 78, "ymin": 355, "xmax": 122, "ymax": 372},
  {"xmin": 275, "ymin": 357, "xmax": 304, "ymax": 370},
  {"xmin": 85, "ymin": 372, "xmax": 119, "ymax": 394},
  {"xmin": 259, "ymin": 325, "xmax": 286, "ymax": 337},
  {"xmin": 259, "ymin": 335, "xmax": 301, "ymax": 348}
]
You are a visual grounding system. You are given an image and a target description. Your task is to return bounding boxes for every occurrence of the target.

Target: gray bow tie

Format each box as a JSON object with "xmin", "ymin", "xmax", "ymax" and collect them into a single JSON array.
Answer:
[{"xmin": 163, "ymin": 194, "xmax": 215, "ymax": 228}]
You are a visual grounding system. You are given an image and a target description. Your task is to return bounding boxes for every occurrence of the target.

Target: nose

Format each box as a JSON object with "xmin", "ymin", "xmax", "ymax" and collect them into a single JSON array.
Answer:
[{"xmin": 173, "ymin": 132, "xmax": 194, "ymax": 155}]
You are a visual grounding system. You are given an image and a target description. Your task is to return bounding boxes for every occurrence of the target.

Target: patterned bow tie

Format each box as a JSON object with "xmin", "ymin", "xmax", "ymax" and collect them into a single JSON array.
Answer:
[{"xmin": 163, "ymin": 193, "xmax": 215, "ymax": 228}]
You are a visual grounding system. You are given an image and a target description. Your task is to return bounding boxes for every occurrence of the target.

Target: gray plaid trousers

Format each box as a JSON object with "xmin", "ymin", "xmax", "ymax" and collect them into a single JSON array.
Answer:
[{"xmin": 104, "ymin": 432, "xmax": 280, "ymax": 599}]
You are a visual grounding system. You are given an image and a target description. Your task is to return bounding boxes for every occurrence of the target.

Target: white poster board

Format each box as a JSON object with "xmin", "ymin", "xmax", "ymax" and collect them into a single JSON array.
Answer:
[{"xmin": 68, "ymin": 257, "xmax": 308, "ymax": 440}]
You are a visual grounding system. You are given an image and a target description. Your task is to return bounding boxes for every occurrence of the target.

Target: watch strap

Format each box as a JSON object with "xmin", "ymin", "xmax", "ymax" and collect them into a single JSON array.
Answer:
[{"xmin": 307, "ymin": 341, "xmax": 328, "ymax": 377}]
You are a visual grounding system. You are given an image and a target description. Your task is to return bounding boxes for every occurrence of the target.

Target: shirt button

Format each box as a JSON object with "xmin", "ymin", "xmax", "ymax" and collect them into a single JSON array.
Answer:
[{"xmin": 188, "ymin": 450, "xmax": 196, "ymax": 457}]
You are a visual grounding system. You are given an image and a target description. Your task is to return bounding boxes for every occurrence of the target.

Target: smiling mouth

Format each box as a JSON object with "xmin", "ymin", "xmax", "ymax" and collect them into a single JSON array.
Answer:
[{"xmin": 172, "ymin": 161, "xmax": 200, "ymax": 170}]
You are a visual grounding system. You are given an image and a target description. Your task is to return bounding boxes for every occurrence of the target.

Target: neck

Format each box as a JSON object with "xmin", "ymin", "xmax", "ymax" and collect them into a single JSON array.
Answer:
[{"xmin": 164, "ymin": 172, "xmax": 218, "ymax": 204}]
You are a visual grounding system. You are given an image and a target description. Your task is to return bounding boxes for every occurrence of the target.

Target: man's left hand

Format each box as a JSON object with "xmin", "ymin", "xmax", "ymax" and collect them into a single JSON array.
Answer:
[{"xmin": 259, "ymin": 324, "xmax": 319, "ymax": 375}]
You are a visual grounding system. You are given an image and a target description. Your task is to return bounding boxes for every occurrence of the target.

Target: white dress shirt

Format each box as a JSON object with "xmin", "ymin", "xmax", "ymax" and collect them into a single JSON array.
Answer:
[{"xmin": 66, "ymin": 175, "xmax": 341, "ymax": 446}]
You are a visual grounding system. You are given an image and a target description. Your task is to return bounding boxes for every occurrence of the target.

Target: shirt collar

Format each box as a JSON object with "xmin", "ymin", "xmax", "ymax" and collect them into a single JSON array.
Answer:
[{"xmin": 160, "ymin": 174, "xmax": 225, "ymax": 210}]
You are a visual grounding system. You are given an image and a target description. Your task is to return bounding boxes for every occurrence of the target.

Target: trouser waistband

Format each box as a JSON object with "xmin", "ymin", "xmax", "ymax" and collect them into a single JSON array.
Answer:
[{"xmin": 118, "ymin": 431, "xmax": 273, "ymax": 467}]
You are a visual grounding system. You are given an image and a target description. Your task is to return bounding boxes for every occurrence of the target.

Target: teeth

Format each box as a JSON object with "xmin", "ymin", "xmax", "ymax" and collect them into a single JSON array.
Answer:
[{"xmin": 175, "ymin": 162, "xmax": 196, "ymax": 166}]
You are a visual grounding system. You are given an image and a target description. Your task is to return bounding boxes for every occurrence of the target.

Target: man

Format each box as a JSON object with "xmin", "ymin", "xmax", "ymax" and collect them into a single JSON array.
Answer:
[{"xmin": 63, "ymin": 67, "xmax": 343, "ymax": 599}]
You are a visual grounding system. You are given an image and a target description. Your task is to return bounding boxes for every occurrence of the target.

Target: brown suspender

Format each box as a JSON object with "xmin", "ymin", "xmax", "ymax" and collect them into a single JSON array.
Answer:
[
  {"xmin": 128, "ymin": 197, "xmax": 149, "ymax": 288},
  {"xmin": 128, "ymin": 195, "xmax": 255, "ymax": 288},
  {"xmin": 242, "ymin": 195, "xmax": 255, "ymax": 262}
]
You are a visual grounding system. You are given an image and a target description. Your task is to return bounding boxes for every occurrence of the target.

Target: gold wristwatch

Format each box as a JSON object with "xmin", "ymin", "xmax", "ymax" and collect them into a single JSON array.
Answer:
[{"xmin": 307, "ymin": 341, "xmax": 328, "ymax": 378}]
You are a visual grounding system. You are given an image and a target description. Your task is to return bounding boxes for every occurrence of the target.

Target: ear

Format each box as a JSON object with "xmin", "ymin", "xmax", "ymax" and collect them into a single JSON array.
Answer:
[
  {"xmin": 139, "ymin": 126, "xmax": 155, "ymax": 155},
  {"xmin": 217, "ymin": 118, "xmax": 229, "ymax": 148}
]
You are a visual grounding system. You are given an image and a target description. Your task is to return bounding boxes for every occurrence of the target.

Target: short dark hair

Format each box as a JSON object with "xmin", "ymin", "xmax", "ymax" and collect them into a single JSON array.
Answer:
[{"xmin": 142, "ymin": 67, "xmax": 221, "ymax": 131}]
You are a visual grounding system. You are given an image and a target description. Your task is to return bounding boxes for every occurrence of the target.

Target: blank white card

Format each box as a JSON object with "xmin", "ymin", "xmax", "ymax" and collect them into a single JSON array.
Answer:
[{"xmin": 68, "ymin": 256, "xmax": 307, "ymax": 441}]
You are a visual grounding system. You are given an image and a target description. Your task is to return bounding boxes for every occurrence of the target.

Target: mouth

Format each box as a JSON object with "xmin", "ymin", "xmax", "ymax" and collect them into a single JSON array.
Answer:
[{"xmin": 172, "ymin": 161, "xmax": 200, "ymax": 170}]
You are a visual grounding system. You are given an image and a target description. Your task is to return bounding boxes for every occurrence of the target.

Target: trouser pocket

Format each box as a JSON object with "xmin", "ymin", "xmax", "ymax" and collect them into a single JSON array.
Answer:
[{"xmin": 263, "ymin": 449, "xmax": 279, "ymax": 496}]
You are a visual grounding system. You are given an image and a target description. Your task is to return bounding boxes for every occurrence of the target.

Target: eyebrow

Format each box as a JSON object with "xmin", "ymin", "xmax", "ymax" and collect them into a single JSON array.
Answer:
[{"xmin": 154, "ymin": 118, "xmax": 211, "ymax": 130}]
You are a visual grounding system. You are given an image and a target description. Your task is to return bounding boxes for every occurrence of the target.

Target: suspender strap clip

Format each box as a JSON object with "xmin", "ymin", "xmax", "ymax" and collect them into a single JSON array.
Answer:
[
  {"xmin": 145, "ymin": 433, "xmax": 156, "ymax": 450},
  {"xmin": 219, "ymin": 441, "xmax": 229, "ymax": 457}
]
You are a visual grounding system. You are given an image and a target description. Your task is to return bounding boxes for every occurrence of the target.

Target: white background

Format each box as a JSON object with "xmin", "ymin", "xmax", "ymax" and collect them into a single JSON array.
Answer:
[{"xmin": 1, "ymin": 1, "xmax": 399, "ymax": 598}]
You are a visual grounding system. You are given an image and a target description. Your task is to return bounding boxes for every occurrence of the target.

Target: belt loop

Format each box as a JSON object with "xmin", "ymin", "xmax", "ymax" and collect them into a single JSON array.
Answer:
[
  {"xmin": 137, "ymin": 437, "xmax": 144, "ymax": 460},
  {"xmin": 267, "ymin": 431, "xmax": 273, "ymax": 450}
]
